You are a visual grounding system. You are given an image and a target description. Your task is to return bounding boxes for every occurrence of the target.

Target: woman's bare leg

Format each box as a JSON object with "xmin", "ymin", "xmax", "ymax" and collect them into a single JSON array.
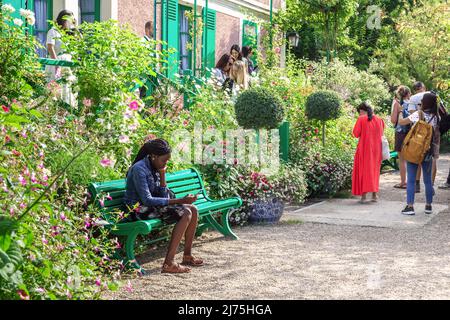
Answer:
[
  {"xmin": 183, "ymin": 205, "xmax": 198, "ymax": 257},
  {"xmin": 399, "ymin": 154, "xmax": 406, "ymax": 186},
  {"xmin": 164, "ymin": 208, "xmax": 192, "ymax": 266}
]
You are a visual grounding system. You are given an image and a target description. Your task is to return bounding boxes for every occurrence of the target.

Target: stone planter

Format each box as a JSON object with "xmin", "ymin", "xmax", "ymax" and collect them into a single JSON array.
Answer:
[{"xmin": 248, "ymin": 197, "xmax": 284, "ymax": 224}]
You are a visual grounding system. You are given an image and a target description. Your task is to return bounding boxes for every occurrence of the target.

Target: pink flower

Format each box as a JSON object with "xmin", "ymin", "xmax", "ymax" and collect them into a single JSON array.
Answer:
[
  {"xmin": 99, "ymin": 199, "xmax": 105, "ymax": 207},
  {"xmin": 2, "ymin": 105, "xmax": 10, "ymax": 113},
  {"xmin": 9, "ymin": 208, "xmax": 14, "ymax": 216},
  {"xmin": 19, "ymin": 202, "xmax": 26, "ymax": 209},
  {"xmin": 17, "ymin": 290, "xmax": 29, "ymax": 300},
  {"xmin": 12, "ymin": 150, "xmax": 21, "ymax": 157},
  {"xmin": 21, "ymin": 130, "xmax": 27, "ymax": 138},
  {"xmin": 4, "ymin": 135, "xmax": 11, "ymax": 144},
  {"xmin": 18, "ymin": 175, "xmax": 27, "ymax": 186},
  {"xmin": 31, "ymin": 172, "xmax": 37, "ymax": 183},
  {"xmin": 275, "ymin": 47, "xmax": 281, "ymax": 54},
  {"xmin": 106, "ymin": 194, "xmax": 112, "ymax": 201},
  {"xmin": 118, "ymin": 135, "xmax": 130, "ymax": 144},
  {"xmin": 42, "ymin": 236, "xmax": 48, "ymax": 245},
  {"xmin": 125, "ymin": 280, "xmax": 133, "ymax": 293},
  {"xmin": 129, "ymin": 101, "xmax": 139, "ymax": 110},
  {"xmin": 82, "ymin": 98, "xmax": 92, "ymax": 107},
  {"xmin": 100, "ymin": 158, "xmax": 113, "ymax": 168},
  {"xmin": 60, "ymin": 213, "xmax": 66, "ymax": 221},
  {"xmin": 183, "ymin": 120, "xmax": 189, "ymax": 126},
  {"xmin": 95, "ymin": 278, "xmax": 101, "ymax": 286},
  {"xmin": 149, "ymin": 108, "xmax": 157, "ymax": 114}
]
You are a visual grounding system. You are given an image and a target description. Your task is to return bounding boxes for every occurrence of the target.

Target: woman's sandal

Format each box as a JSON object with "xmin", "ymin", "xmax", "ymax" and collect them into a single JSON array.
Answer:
[
  {"xmin": 394, "ymin": 183, "xmax": 407, "ymax": 189},
  {"xmin": 181, "ymin": 255, "xmax": 204, "ymax": 267},
  {"xmin": 161, "ymin": 263, "xmax": 191, "ymax": 274}
]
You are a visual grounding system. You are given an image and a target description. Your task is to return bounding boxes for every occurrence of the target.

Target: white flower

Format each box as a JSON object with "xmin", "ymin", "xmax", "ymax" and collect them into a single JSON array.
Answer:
[
  {"xmin": 19, "ymin": 8, "xmax": 34, "ymax": 19},
  {"xmin": 13, "ymin": 18, "xmax": 23, "ymax": 27},
  {"xmin": 96, "ymin": 118, "xmax": 105, "ymax": 124},
  {"xmin": 66, "ymin": 75, "xmax": 76, "ymax": 83},
  {"xmin": 26, "ymin": 15, "xmax": 35, "ymax": 26},
  {"xmin": 1, "ymin": 4, "xmax": 15, "ymax": 13}
]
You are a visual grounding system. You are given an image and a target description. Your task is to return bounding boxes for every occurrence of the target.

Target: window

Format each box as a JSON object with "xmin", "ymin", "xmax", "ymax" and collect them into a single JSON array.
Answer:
[
  {"xmin": 33, "ymin": 0, "xmax": 52, "ymax": 57},
  {"xmin": 78, "ymin": 0, "xmax": 100, "ymax": 23},
  {"xmin": 179, "ymin": 5, "xmax": 191, "ymax": 73}
]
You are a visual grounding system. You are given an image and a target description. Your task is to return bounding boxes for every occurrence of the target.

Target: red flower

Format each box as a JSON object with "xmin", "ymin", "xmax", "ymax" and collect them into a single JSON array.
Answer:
[{"xmin": 2, "ymin": 105, "xmax": 10, "ymax": 113}]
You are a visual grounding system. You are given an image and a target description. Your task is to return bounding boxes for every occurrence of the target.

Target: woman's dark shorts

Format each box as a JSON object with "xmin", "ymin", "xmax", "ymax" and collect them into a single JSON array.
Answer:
[
  {"xmin": 394, "ymin": 131, "xmax": 408, "ymax": 152},
  {"xmin": 121, "ymin": 204, "xmax": 189, "ymax": 224}
]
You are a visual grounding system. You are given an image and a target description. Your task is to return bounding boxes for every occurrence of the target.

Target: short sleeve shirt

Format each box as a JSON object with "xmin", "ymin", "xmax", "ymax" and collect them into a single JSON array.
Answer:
[
  {"xmin": 408, "ymin": 111, "xmax": 437, "ymax": 128},
  {"xmin": 46, "ymin": 28, "xmax": 63, "ymax": 56}
]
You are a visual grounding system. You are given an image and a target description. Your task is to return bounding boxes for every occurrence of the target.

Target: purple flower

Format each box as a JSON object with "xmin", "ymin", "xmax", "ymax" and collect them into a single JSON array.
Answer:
[
  {"xmin": 118, "ymin": 135, "xmax": 130, "ymax": 144},
  {"xmin": 60, "ymin": 213, "xmax": 67, "ymax": 221},
  {"xmin": 95, "ymin": 278, "xmax": 102, "ymax": 286},
  {"xmin": 42, "ymin": 236, "xmax": 48, "ymax": 245}
]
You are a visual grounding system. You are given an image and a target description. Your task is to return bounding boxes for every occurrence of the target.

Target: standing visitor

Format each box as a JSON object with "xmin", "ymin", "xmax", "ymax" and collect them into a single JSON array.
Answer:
[
  {"xmin": 46, "ymin": 10, "xmax": 75, "ymax": 81},
  {"xmin": 398, "ymin": 92, "xmax": 439, "ymax": 215},
  {"xmin": 143, "ymin": 21, "xmax": 153, "ymax": 41},
  {"xmin": 123, "ymin": 139, "xmax": 204, "ymax": 273},
  {"xmin": 390, "ymin": 85, "xmax": 411, "ymax": 189},
  {"xmin": 438, "ymin": 169, "xmax": 450, "ymax": 190},
  {"xmin": 352, "ymin": 102, "xmax": 385, "ymax": 203},
  {"xmin": 230, "ymin": 44, "xmax": 242, "ymax": 61},
  {"xmin": 241, "ymin": 46, "xmax": 255, "ymax": 75}
]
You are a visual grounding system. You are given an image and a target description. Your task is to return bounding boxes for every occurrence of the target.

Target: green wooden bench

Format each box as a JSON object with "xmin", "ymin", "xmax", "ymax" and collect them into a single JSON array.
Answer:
[
  {"xmin": 381, "ymin": 151, "xmax": 399, "ymax": 171},
  {"xmin": 88, "ymin": 168, "xmax": 242, "ymax": 272}
]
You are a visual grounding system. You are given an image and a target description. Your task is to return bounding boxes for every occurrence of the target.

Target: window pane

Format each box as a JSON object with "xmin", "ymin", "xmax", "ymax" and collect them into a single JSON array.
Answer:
[
  {"xmin": 79, "ymin": 0, "xmax": 96, "ymax": 23},
  {"xmin": 81, "ymin": 14, "xmax": 95, "ymax": 23},
  {"xmin": 179, "ymin": 8, "xmax": 190, "ymax": 72},
  {"xmin": 34, "ymin": 0, "xmax": 48, "ymax": 57}
]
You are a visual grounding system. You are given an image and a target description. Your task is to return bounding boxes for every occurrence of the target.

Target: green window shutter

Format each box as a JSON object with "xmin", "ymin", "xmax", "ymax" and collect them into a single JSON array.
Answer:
[
  {"xmin": 242, "ymin": 20, "xmax": 257, "ymax": 65},
  {"xmin": 202, "ymin": 8, "xmax": 216, "ymax": 72},
  {"xmin": 162, "ymin": 0, "xmax": 179, "ymax": 79},
  {"xmin": 7, "ymin": 0, "xmax": 27, "ymax": 20}
]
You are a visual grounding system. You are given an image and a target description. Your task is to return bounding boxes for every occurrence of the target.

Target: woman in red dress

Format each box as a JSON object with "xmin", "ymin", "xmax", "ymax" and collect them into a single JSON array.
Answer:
[{"xmin": 352, "ymin": 102, "xmax": 385, "ymax": 202}]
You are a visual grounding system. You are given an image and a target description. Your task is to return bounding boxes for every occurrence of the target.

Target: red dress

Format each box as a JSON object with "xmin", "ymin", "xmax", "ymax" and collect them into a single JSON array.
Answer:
[{"xmin": 352, "ymin": 115, "xmax": 385, "ymax": 195}]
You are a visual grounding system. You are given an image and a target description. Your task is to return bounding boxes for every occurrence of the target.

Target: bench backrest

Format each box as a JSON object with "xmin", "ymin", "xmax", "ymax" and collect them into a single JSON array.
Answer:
[{"xmin": 88, "ymin": 168, "xmax": 208, "ymax": 222}]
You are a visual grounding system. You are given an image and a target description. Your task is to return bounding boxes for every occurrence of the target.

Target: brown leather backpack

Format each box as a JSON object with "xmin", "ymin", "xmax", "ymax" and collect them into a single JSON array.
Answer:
[{"xmin": 401, "ymin": 111, "xmax": 434, "ymax": 164}]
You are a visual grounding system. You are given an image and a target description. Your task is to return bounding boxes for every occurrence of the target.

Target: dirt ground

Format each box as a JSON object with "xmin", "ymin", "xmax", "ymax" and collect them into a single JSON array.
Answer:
[{"xmin": 103, "ymin": 154, "xmax": 450, "ymax": 300}]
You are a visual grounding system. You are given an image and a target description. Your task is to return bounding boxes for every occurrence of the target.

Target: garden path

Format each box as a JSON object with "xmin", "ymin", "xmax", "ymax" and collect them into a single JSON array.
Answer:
[{"xmin": 104, "ymin": 154, "xmax": 450, "ymax": 300}]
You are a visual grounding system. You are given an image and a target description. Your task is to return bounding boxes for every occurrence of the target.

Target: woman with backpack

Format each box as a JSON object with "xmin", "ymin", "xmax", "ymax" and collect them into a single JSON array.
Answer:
[
  {"xmin": 398, "ymin": 92, "xmax": 439, "ymax": 215},
  {"xmin": 352, "ymin": 102, "xmax": 385, "ymax": 203}
]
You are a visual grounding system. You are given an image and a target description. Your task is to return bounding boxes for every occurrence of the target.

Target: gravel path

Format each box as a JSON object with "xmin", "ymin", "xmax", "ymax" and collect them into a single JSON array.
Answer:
[{"xmin": 104, "ymin": 154, "xmax": 450, "ymax": 300}]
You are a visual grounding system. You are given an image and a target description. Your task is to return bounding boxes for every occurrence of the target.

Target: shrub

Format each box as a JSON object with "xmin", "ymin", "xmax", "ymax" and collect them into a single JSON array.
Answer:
[
  {"xmin": 271, "ymin": 164, "xmax": 308, "ymax": 204},
  {"xmin": 234, "ymin": 87, "xmax": 284, "ymax": 129},
  {"xmin": 305, "ymin": 90, "xmax": 342, "ymax": 122},
  {"xmin": 299, "ymin": 145, "xmax": 354, "ymax": 197}
]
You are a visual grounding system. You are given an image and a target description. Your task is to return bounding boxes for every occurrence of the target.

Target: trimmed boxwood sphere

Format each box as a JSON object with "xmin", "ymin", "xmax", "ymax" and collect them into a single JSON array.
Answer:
[
  {"xmin": 305, "ymin": 90, "xmax": 342, "ymax": 121},
  {"xmin": 234, "ymin": 87, "xmax": 285, "ymax": 129}
]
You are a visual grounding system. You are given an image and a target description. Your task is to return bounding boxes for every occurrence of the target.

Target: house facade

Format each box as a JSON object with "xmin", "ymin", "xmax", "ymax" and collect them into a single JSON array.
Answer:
[{"xmin": 3, "ymin": 0, "xmax": 285, "ymax": 77}]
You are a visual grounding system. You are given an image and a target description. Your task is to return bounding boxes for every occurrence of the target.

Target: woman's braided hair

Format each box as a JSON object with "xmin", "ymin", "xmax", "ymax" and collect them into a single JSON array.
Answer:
[{"xmin": 131, "ymin": 139, "xmax": 171, "ymax": 166}]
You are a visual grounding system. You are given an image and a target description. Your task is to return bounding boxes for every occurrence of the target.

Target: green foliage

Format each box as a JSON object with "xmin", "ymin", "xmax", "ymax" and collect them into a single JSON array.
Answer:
[
  {"xmin": 271, "ymin": 164, "xmax": 308, "ymax": 204},
  {"xmin": 373, "ymin": 1, "xmax": 450, "ymax": 101},
  {"xmin": 0, "ymin": 7, "xmax": 45, "ymax": 105},
  {"xmin": 305, "ymin": 90, "xmax": 342, "ymax": 122},
  {"xmin": 298, "ymin": 145, "xmax": 354, "ymax": 197},
  {"xmin": 234, "ymin": 87, "xmax": 285, "ymax": 129},
  {"xmin": 309, "ymin": 58, "xmax": 390, "ymax": 109},
  {"xmin": 57, "ymin": 20, "xmax": 162, "ymax": 112}
]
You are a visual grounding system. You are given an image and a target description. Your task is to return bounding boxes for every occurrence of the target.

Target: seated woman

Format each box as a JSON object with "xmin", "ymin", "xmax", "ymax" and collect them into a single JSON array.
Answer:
[
  {"xmin": 211, "ymin": 53, "xmax": 234, "ymax": 89},
  {"xmin": 229, "ymin": 60, "xmax": 249, "ymax": 97},
  {"xmin": 123, "ymin": 139, "xmax": 204, "ymax": 273}
]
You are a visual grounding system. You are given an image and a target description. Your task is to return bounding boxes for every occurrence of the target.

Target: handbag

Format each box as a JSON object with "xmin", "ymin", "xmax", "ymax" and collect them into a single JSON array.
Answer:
[{"xmin": 381, "ymin": 135, "xmax": 390, "ymax": 160}]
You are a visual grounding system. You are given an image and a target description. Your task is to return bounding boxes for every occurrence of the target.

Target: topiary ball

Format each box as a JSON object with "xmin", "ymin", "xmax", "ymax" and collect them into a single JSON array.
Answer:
[
  {"xmin": 234, "ymin": 87, "xmax": 285, "ymax": 129},
  {"xmin": 305, "ymin": 90, "xmax": 342, "ymax": 122}
]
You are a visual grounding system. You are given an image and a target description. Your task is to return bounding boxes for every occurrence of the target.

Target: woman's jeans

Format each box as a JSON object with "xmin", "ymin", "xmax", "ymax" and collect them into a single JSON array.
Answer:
[{"xmin": 407, "ymin": 160, "xmax": 433, "ymax": 205}]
